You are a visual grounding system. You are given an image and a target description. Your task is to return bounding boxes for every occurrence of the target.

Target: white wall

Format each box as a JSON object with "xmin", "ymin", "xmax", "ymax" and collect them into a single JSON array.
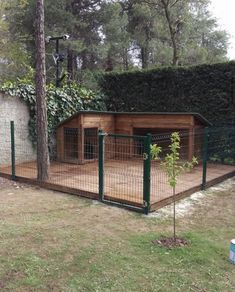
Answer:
[{"xmin": 0, "ymin": 92, "xmax": 36, "ymax": 165}]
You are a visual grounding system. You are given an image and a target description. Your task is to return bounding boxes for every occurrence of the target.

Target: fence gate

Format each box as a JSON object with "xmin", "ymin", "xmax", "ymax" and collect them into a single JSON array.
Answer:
[{"xmin": 98, "ymin": 131, "xmax": 151, "ymax": 214}]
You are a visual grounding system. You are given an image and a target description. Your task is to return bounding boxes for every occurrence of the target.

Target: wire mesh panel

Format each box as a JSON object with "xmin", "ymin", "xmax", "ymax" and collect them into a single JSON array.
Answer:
[
  {"xmin": 206, "ymin": 127, "xmax": 235, "ymax": 182},
  {"xmin": 103, "ymin": 134, "xmax": 145, "ymax": 207},
  {"xmin": 48, "ymin": 127, "xmax": 99, "ymax": 194},
  {"xmin": 0, "ymin": 121, "xmax": 37, "ymax": 179},
  {"xmin": 208, "ymin": 127, "xmax": 235, "ymax": 165},
  {"xmin": 0, "ymin": 121, "xmax": 99, "ymax": 195},
  {"xmin": 152, "ymin": 129, "xmax": 204, "ymax": 162},
  {"xmin": 0, "ymin": 120, "xmax": 234, "ymax": 212},
  {"xmin": 151, "ymin": 129, "xmax": 205, "ymax": 203}
]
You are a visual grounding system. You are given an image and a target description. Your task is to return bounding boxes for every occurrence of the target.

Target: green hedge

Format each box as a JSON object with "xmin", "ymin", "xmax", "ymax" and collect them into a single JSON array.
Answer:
[{"xmin": 99, "ymin": 62, "xmax": 235, "ymax": 126}]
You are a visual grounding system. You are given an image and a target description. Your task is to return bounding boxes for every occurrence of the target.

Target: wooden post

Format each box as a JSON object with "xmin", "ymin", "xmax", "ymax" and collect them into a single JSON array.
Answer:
[
  {"xmin": 77, "ymin": 127, "xmax": 84, "ymax": 164},
  {"xmin": 78, "ymin": 115, "xmax": 84, "ymax": 164}
]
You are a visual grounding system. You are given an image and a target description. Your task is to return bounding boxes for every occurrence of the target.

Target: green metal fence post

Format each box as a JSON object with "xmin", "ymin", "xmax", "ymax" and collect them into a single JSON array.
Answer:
[
  {"xmin": 98, "ymin": 129, "xmax": 105, "ymax": 201},
  {"xmin": 202, "ymin": 127, "xmax": 209, "ymax": 190},
  {"xmin": 143, "ymin": 133, "xmax": 151, "ymax": 214},
  {"xmin": 10, "ymin": 121, "xmax": 16, "ymax": 180}
]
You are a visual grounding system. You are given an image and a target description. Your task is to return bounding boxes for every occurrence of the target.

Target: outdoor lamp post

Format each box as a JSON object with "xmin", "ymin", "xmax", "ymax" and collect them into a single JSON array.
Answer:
[{"xmin": 45, "ymin": 35, "xmax": 69, "ymax": 87}]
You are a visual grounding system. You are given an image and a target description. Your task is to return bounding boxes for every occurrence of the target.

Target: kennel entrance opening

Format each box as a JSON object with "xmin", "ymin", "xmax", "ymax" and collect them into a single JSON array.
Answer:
[
  {"xmin": 64, "ymin": 128, "xmax": 79, "ymax": 161},
  {"xmin": 84, "ymin": 128, "xmax": 98, "ymax": 160},
  {"xmin": 133, "ymin": 128, "xmax": 191, "ymax": 160}
]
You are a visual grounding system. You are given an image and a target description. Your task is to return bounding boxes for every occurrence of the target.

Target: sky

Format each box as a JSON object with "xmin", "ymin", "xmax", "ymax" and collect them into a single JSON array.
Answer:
[{"xmin": 209, "ymin": 0, "xmax": 235, "ymax": 60}]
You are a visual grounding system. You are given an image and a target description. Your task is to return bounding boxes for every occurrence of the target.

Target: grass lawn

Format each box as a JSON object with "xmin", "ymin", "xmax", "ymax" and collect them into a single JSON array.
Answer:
[{"xmin": 0, "ymin": 178, "xmax": 235, "ymax": 291}]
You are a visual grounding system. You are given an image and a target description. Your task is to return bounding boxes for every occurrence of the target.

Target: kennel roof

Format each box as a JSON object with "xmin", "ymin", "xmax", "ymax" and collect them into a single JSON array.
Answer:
[{"xmin": 57, "ymin": 111, "xmax": 212, "ymax": 128}]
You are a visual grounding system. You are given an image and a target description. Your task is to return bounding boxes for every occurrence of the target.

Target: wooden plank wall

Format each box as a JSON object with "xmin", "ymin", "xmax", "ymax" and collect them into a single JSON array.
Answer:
[
  {"xmin": 115, "ymin": 114, "xmax": 194, "ymax": 130},
  {"xmin": 82, "ymin": 114, "xmax": 115, "ymax": 160},
  {"xmin": 56, "ymin": 117, "xmax": 80, "ymax": 162},
  {"xmin": 56, "ymin": 113, "xmax": 206, "ymax": 162}
]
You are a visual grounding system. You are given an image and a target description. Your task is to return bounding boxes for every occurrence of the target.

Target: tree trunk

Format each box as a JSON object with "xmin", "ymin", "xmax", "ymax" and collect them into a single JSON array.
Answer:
[
  {"xmin": 105, "ymin": 52, "xmax": 114, "ymax": 72},
  {"xmin": 162, "ymin": 0, "xmax": 179, "ymax": 66},
  {"xmin": 141, "ymin": 46, "xmax": 149, "ymax": 69},
  {"xmin": 123, "ymin": 48, "xmax": 129, "ymax": 70},
  {"xmin": 35, "ymin": 0, "xmax": 49, "ymax": 181}
]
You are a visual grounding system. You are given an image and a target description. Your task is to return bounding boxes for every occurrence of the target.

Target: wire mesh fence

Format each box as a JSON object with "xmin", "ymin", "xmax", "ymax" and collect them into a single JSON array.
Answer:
[
  {"xmin": 47, "ymin": 127, "xmax": 99, "ymax": 194},
  {"xmin": 0, "ymin": 122, "xmax": 99, "ymax": 195},
  {"xmin": 208, "ymin": 127, "xmax": 235, "ymax": 165},
  {"xmin": 0, "ymin": 121, "xmax": 37, "ymax": 179},
  {"xmin": 205, "ymin": 127, "xmax": 235, "ymax": 187},
  {"xmin": 0, "ymin": 120, "xmax": 234, "ymax": 213},
  {"xmin": 102, "ymin": 134, "xmax": 145, "ymax": 206},
  {"xmin": 151, "ymin": 128, "xmax": 205, "ymax": 203}
]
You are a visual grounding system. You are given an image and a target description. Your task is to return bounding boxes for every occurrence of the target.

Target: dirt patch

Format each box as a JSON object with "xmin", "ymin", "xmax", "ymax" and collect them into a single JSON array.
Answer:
[
  {"xmin": 0, "ymin": 176, "xmax": 29, "ymax": 189},
  {"xmin": 0, "ymin": 269, "xmax": 24, "ymax": 290},
  {"xmin": 0, "ymin": 176, "xmax": 15, "ymax": 186},
  {"xmin": 153, "ymin": 236, "xmax": 189, "ymax": 248}
]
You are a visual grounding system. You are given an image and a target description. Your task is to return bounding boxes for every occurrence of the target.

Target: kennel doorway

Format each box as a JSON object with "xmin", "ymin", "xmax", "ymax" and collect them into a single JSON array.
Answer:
[
  {"xmin": 64, "ymin": 127, "xmax": 79, "ymax": 162},
  {"xmin": 133, "ymin": 128, "xmax": 190, "ymax": 160},
  {"xmin": 84, "ymin": 128, "xmax": 98, "ymax": 160}
]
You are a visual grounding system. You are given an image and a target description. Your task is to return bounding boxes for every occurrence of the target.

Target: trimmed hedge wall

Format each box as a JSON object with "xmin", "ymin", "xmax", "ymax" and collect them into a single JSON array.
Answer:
[{"xmin": 99, "ymin": 62, "xmax": 235, "ymax": 126}]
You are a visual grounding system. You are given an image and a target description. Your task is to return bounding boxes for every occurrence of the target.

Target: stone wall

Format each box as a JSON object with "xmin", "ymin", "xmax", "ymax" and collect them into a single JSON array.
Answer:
[{"xmin": 0, "ymin": 92, "xmax": 36, "ymax": 165}]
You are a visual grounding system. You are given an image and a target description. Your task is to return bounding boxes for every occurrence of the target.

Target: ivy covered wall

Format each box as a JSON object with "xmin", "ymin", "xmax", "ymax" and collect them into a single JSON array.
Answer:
[
  {"xmin": 99, "ymin": 62, "xmax": 235, "ymax": 126},
  {"xmin": 0, "ymin": 82, "xmax": 106, "ymax": 144}
]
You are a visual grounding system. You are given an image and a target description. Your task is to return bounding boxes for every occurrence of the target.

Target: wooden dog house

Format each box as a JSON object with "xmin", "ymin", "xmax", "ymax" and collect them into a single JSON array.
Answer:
[{"xmin": 56, "ymin": 111, "xmax": 211, "ymax": 163}]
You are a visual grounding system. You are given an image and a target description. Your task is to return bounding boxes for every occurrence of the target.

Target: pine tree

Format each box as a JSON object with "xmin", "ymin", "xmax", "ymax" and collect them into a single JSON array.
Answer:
[{"xmin": 35, "ymin": 0, "xmax": 50, "ymax": 181}]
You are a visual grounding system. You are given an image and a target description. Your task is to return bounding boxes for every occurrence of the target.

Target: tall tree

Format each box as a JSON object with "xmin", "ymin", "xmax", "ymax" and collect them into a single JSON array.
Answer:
[
  {"xmin": 143, "ymin": 0, "xmax": 190, "ymax": 66},
  {"xmin": 181, "ymin": 1, "xmax": 229, "ymax": 65},
  {"xmin": 127, "ymin": 1, "xmax": 157, "ymax": 69},
  {"xmin": 100, "ymin": 1, "xmax": 131, "ymax": 71},
  {"xmin": 2, "ymin": 0, "xmax": 229, "ymax": 82},
  {"xmin": 160, "ymin": 0, "xmax": 183, "ymax": 66},
  {"xmin": 141, "ymin": 0, "xmax": 229, "ymax": 66},
  {"xmin": 0, "ymin": 0, "xmax": 33, "ymax": 81},
  {"xmin": 35, "ymin": 0, "xmax": 49, "ymax": 181}
]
